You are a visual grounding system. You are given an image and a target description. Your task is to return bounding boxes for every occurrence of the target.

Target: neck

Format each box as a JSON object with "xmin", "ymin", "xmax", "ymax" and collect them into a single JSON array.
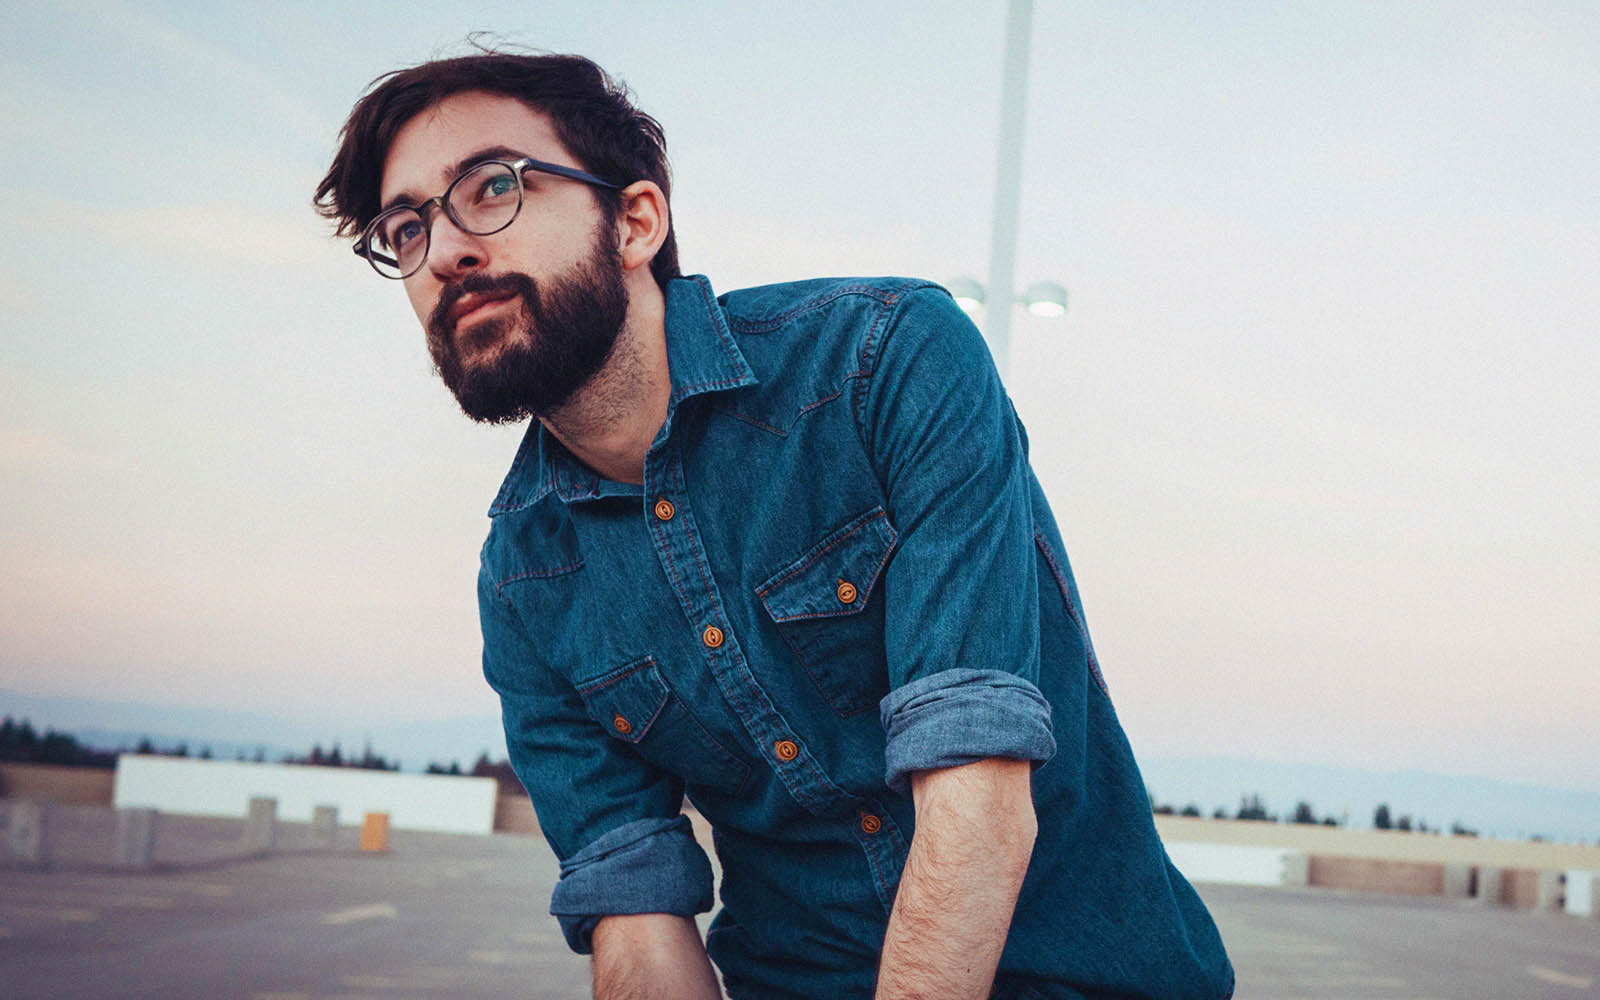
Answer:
[{"xmin": 540, "ymin": 281, "xmax": 669, "ymax": 486}]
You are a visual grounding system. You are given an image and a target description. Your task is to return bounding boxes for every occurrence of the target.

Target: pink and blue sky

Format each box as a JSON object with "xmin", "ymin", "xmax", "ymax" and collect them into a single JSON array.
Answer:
[{"xmin": 1, "ymin": 2, "xmax": 1596, "ymax": 793}]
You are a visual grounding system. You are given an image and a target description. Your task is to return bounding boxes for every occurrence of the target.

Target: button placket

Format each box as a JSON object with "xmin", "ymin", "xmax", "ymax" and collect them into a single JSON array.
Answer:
[{"xmin": 643, "ymin": 448, "xmax": 853, "ymax": 818}]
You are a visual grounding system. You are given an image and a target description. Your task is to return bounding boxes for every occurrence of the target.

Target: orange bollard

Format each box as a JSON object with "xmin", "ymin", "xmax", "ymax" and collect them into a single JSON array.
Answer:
[{"xmin": 359, "ymin": 811, "xmax": 390, "ymax": 852}]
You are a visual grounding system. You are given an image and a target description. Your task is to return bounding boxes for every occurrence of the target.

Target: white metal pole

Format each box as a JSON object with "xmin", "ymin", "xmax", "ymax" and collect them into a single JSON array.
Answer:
[{"xmin": 984, "ymin": 0, "xmax": 1033, "ymax": 376}]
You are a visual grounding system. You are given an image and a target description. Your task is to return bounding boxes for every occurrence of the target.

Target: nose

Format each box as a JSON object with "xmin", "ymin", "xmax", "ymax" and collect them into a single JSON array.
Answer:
[{"xmin": 425, "ymin": 209, "xmax": 488, "ymax": 281}]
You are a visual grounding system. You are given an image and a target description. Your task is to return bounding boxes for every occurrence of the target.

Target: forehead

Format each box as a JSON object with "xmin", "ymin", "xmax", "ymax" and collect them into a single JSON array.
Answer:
[{"xmin": 379, "ymin": 90, "xmax": 570, "ymax": 203}]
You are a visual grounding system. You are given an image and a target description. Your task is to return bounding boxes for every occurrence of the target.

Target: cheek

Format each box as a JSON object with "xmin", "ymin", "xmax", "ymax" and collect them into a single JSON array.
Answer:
[{"xmin": 403, "ymin": 279, "xmax": 435, "ymax": 326}]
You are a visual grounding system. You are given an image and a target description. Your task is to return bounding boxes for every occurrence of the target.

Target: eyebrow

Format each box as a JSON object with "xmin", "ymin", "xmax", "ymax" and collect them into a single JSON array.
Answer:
[{"xmin": 379, "ymin": 145, "xmax": 530, "ymax": 214}]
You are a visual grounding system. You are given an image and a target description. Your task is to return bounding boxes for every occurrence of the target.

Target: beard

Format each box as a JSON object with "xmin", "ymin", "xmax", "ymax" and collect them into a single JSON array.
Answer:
[{"xmin": 424, "ymin": 233, "xmax": 628, "ymax": 424}]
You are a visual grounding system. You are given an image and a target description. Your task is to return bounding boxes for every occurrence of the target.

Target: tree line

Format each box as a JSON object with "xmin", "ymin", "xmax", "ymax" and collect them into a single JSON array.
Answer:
[
  {"xmin": 1149, "ymin": 788, "xmax": 1478, "ymax": 836},
  {"xmin": 1, "ymin": 715, "xmax": 403, "ymax": 773}
]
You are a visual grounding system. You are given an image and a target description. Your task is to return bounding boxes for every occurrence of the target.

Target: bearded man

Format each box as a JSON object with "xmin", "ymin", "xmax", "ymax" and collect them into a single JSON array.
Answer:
[{"xmin": 316, "ymin": 50, "xmax": 1232, "ymax": 1000}]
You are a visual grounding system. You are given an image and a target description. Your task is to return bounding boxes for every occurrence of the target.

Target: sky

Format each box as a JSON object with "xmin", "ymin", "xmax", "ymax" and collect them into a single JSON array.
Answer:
[{"xmin": 1, "ymin": 1, "xmax": 1596, "ymax": 794}]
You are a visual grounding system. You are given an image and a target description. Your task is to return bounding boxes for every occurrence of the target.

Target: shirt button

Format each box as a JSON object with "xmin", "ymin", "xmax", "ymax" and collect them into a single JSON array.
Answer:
[
  {"xmin": 702, "ymin": 625, "xmax": 725, "ymax": 648},
  {"xmin": 653, "ymin": 498, "xmax": 675, "ymax": 521},
  {"xmin": 836, "ymin": 579, "xmax": 858, "ymax": 604},
  {"xmin": 612, "ymin": 715, "xmax": 633, "ymax": 735},
  {"xmin": 773, "ymin": 739, "xmax": 799, "ymax": 762},
  {"xmin": 859, "ymin": 813, "xmax": 882, "ymax": 835}
]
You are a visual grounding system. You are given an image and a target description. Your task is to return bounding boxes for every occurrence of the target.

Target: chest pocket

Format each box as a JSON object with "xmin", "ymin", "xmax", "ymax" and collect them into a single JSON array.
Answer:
[
  {"xmin": 575, "ymin": 656, "xmax": 752, "ymax": 795},
  {"xmin": 757, "ymin": 506, "xmax": 898, "ymax": 717}
]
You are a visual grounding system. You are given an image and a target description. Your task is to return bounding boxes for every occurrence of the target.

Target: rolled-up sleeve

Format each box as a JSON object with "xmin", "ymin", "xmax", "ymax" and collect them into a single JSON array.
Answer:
[
  {"xmin": 549, "ymin": 815, "xmax": 714, "ymax": 953},
  {"xmin": 879, "ymin": 669, "xmax": 1056, "ymax": 795},
  {"xmin": 858, "ymin": 286, "xmax": 1059, "ymax": 789},
  {"xmin": 480, "ymin": 568, "xmax": 713, "ymax": 954}
]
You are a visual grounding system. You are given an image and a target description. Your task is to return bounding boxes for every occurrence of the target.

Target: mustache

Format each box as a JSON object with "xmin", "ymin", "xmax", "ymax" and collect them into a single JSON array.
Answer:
[{"xmin": 426, "ymin": 272, "xmax": 538, "ymax": 336}]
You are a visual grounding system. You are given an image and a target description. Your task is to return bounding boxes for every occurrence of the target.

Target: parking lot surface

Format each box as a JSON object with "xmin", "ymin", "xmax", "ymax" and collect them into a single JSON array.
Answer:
[{"xmin": 3, "ymin": 810, "xmax": 1596, "ymax": 999}]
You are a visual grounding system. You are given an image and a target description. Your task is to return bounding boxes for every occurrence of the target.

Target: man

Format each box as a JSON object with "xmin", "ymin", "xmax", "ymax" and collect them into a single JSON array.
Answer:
[{"xmin": 316, "ymin": 51, "xmax": 1232, "ymax": 1000}]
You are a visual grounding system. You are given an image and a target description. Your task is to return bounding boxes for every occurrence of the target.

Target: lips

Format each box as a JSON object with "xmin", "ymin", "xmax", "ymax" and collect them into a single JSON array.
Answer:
[{"xmin": 448, "ymin": 290, "xmax": 518, "ymax": 330}]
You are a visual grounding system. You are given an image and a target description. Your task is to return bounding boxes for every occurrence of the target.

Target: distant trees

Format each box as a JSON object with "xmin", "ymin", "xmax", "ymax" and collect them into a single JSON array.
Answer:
[
  {"xmin": 284, "ymin": 741, "xmax": 398, "ymax": 771},
  {"xmin": 0, "ymin": 716, "xmax": 117, "ymax": 768},
  {"xmin": 1135, "ymin": 788, "xmax": 1505, "ymax": 837},
  {"xmin": 1234, "ymin": 794, "xmax": 1274, "ymax": 822},
  {"xmin": 417, "ymin": 753, "xmax": 524, "ymax": 795}
]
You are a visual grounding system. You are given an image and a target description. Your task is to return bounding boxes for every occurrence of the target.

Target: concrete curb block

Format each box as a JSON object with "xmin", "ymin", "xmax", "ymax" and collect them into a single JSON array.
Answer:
[
  {"xmin": 116, "ymin": 807, "xmax": 157, "ymax": 869},
  {"xmin": 8, "ymin": 800, "xmax": 48, "ymax": 866}
]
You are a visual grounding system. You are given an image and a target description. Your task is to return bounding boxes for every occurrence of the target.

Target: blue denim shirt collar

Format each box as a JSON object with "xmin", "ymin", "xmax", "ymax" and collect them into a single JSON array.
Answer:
[{"xmin": 487, "ymin": 275, "xmax": 756, "ymax": 515}]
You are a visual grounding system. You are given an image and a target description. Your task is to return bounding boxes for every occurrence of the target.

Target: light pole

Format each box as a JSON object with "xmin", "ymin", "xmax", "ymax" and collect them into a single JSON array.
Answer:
[
  {"xmin": 948, "ymin": 278, "xmax": 1069, "ymax": 326},
  {"xmin": 984, "ymin": 0, "xmax": 1035, "ymax": 374}
]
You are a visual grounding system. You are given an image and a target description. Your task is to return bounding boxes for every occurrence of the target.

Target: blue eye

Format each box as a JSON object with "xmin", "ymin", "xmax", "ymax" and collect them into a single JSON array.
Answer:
[
  {"xmin": 394, "ymin": 219, "xmax": 423, "ymax": 246},
  {"xmin": 380, "ymin": 215, "xmax": 424, "ymax": 252},
  {"xmin": 477, "ymin": 173, "xmax": 518, "ymax": 202}
]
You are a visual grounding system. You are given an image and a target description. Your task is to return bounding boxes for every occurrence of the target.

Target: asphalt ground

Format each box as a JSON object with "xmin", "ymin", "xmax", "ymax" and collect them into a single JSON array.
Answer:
[{"xmin": 2, "ymin": 807, "xmax": 1597, "ymax": 999}]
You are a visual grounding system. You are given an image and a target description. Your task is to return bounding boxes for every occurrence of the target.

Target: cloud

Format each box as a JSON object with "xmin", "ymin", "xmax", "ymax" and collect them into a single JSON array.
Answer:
[
  {"xmin": 1466, "ymin": 6, "xmax": 1600, "ymax": 92},
  {"xmin": 10, "ymin": 191, "xmax": 346, "ymax": 270},
  {"xmin": 64, "ymin": 0, "xmax": 337, "ymax": 141},
  {"xmin": 0, "ymin": 427, "xmax": 110, "ymax": 472},
  {"xmin": 0, "ymin": 268, "xmax": 23, "ymax": 311}
]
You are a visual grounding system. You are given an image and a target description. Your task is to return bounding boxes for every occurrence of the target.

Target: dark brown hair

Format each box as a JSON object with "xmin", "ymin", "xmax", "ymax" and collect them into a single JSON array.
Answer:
[{"xmin": 315, "ymin": 50, "xmax": 680, "ymax": 287}]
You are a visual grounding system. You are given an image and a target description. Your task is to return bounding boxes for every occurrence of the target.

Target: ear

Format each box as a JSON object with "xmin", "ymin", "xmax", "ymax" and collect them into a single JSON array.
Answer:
[{"xmin": 615, "ymin": 180, "xmax": 669, "ymax": 274}]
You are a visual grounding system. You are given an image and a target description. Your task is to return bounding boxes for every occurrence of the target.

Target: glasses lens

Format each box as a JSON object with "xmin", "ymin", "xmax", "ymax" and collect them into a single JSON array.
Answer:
[
  {"xmin": 447, "ymin": 162, "xmax": 522, "ymax": 235},
  {"xmin": 364, "ymin": 208, "xmax": 427, "ymax": 279}
]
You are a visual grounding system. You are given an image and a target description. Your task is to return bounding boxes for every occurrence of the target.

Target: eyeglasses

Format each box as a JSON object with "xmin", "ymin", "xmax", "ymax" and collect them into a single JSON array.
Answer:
[{"xmin": 354, "ymin": 157, "xmax": 621, "ymax": 279}]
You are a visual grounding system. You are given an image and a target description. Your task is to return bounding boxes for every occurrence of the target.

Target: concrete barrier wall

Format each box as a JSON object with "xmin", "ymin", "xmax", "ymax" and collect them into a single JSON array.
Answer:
[
  {"xmin": 1153, "ymin": 815, "xmax": 1600, "ymax": 871},
  {"xmin": 113, "ymin": 756, "xmax": 496, "ymax": 835},
  {"xmin": 1502, "ymin": 868, "xmax": 1542, "ymax": 908},
  {"xmin": 0, "ymin": 763, "xmax": 115, "ymax": 806},
  {"xmin": 1308, "ymin": 856, "xmax": 1444, "ymax": 896},
  {"xmin": 494, "ymin": 792, "xmax": 539, "ymax": 835},
  {"xmin": 1565, "ymin": 870, "xmax": 1597, "ymax": 918},
  {"xmin": 1164, "ymin": 842, "xmax": 1305, "ymax": 887}
]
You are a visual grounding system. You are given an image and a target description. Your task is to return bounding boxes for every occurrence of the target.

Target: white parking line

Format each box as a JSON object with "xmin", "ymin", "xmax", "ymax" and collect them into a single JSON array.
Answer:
[
  {"xmin": 320, "ymin": 902, "xmax": 397, "ymax": 925},
  {"xmin": 1527, "ymin": 965, "xmax": 1595, "ymax": 989},
  {"xmin": 468, "ymin": 949, "xmax": 538, "ymax": 966},
  {"xmin": 0, "ymin": 904, "xmax": 98, "ymax": 923}
]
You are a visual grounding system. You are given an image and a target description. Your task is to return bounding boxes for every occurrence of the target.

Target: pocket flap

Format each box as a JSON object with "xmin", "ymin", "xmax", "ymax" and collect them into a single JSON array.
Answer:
[
  {"xmin": 575, "ymin": 656, "xmax": 670, "ymax": 745},
  {"xmin": 757, "ymin": 507, "xmax": 898, "ymax": 624}
]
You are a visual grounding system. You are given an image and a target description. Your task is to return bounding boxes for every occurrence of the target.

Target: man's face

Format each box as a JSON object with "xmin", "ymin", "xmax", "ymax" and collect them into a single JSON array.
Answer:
[{"xmin": 379, "ymin": 90, "xmax": 627, "ymax": 422}]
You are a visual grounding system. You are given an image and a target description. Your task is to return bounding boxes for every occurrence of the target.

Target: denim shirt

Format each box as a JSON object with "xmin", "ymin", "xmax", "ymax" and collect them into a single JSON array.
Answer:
[{"xmin": 479, "ymin": 276, "xmax": 1232, "ymax": 999}]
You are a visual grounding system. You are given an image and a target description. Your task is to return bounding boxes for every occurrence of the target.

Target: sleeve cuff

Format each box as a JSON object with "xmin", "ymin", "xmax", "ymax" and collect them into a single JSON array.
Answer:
[
  {"xmin": 548, "ymin": 815, "xmax": 714, "ymax": 954},
  {"xmin": 879, "ymin": 668, "xmax": 1056, "ymax": 796}
]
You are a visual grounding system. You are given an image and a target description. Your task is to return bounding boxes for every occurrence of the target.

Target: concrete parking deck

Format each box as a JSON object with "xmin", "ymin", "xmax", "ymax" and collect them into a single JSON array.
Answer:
[{"xmin": 3, "ymin": 812, "xmax": 1597, "ymax": 998}]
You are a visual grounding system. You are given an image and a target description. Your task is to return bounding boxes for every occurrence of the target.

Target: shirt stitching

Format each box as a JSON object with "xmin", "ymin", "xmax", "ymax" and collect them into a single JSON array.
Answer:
[
  {"xmin": 726, "ymin": 282, "xmax": 918, "ymax": 334},
  {"xmin": 495, "ymin": 559, "xmax": 585, "ymax": 594},
  {"xmin": 1034, "ymin": 531, "xmax": 1110, "ymax": 696},
  {"xmin": 709, "ymin": 405, "xmax": 789, "ymax": 438},
  {"xmin": 756, "ymin": 510, "xmax": 889, "ymax": 596}
]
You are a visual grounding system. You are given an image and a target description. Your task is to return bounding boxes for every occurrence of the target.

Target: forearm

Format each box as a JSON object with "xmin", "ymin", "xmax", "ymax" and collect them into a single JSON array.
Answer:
[
  {"xmin": 875, "ymin": 759, "xmax": 1037, "ymax": 1000},
  {"xmin": 591, "ymin": 913, "xmax": 721, "ymax": 1000}
]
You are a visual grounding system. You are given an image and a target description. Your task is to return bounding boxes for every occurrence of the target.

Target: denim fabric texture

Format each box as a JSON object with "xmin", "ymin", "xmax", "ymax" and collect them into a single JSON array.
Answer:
[
  {"xmin": 548, "ymin": 815, "xmax": 714, "ymax": 951},
  {"xmin": 479, "ymin": 275, "xmax": 1233, "ymax": 999}
]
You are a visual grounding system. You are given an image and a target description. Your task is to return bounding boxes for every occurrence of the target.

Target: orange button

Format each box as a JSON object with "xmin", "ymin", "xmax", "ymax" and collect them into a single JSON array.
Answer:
[
  {"xmin": 612, "ymin": 715, "xmax": 633, "ymax": 735},
  {"xmin": 836, "ymin": 580, "xmax": 858, "ymax": 604},
  {"xmin": 653, "ymin": 498, "xmax": 675, "ymax": 521},
  {"xmin": 773, "ymin": 739, "xmax": 799, "ymax": 762},
  {"xmin": 702, "ymin": 625, "xmax": 725, "ymax": 648},
  {"xmin": 859, "ymin": 813, "xmax": 882, "ymax": 835}
]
